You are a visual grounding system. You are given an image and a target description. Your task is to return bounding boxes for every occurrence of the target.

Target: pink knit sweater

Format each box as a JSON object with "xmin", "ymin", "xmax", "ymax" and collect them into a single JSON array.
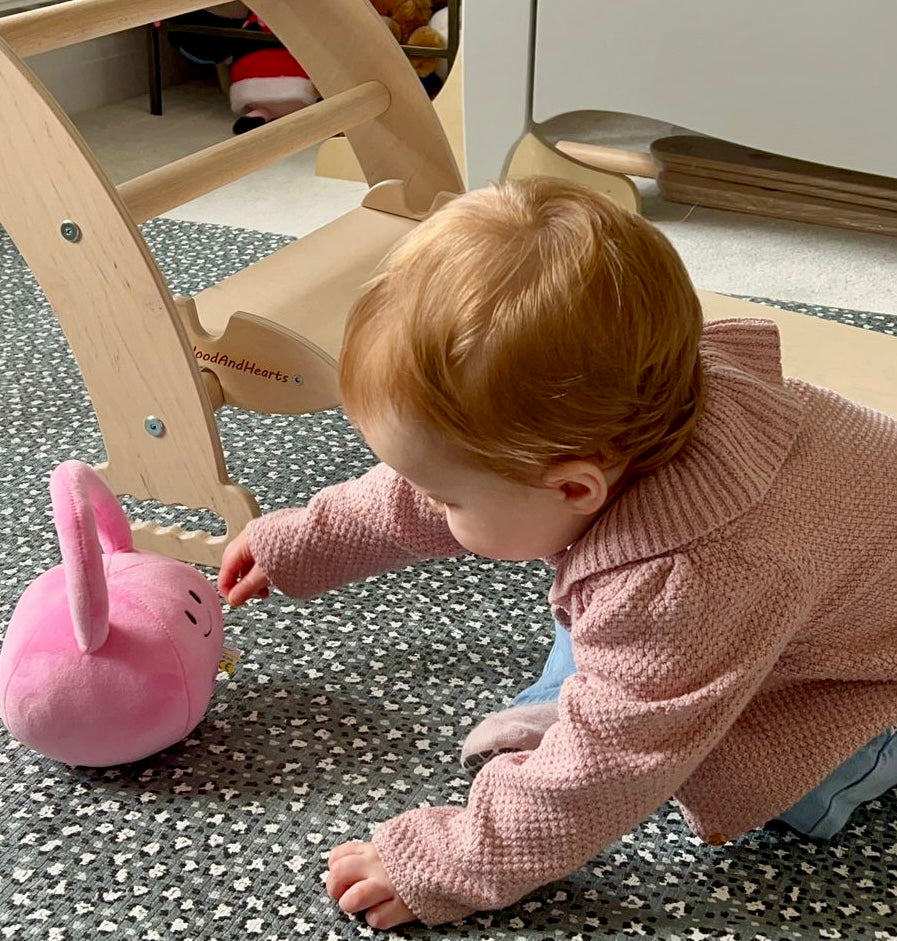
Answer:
[{"xmin": 246, "ymin": 319, "xmax": 897, "ymax": 926}]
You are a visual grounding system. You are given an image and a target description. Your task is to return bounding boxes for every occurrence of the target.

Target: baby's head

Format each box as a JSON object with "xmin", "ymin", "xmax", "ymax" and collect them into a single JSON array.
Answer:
[{"xmin": 340, "ymin": 177, "xmax": 704, "ymax": 559}]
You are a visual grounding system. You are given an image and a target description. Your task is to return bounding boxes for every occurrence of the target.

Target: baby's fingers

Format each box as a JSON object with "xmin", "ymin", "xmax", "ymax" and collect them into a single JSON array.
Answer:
[
  {"xmin": 327, "ymin": 841, "xmax": 368, "ymax": 865},
  {"xmin": 225, "ymin": 567, "xmax": 269, "ymax": 606},
  {"xmin": 365, "ymin": 896, "xmax": 417, "ymax": 930},
  {"xmin": 217, "ymin": 537, "xmax": 250, "ymax": 596},
  {"xmin": 326, "ymin": 846, "xmax": 370, "ymax": 901},
  {"xmin": 337, "ymin": 878, "xmax": 394, "ymax": 916}
]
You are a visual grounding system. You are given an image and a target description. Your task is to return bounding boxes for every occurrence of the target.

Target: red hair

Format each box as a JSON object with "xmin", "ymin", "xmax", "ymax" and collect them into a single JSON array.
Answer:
[{"xmin": 340, "ymin": 177, "xmax": 704, "ymax": 480}]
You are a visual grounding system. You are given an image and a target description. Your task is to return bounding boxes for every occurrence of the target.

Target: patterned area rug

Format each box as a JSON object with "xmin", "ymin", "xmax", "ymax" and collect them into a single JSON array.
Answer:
[{"xmin": 1, "ymin": 219, "xmax": 896, "ymax": 941}]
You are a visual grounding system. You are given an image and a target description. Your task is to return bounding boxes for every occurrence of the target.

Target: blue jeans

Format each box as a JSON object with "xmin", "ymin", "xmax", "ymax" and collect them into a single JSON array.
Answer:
[
  {"xmin": 510, "ymin": 621, "xmax": 577, "ymax": 706},
  {"xmin": 515, "ymin": 622, "xmax": 897, "ymax": 839}
]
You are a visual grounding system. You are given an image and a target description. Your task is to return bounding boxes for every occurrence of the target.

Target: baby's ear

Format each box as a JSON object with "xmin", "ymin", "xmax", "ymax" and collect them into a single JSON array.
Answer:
[{"xmin": 541, "ymin": 460, "xmax": 609, "ymax": 514}]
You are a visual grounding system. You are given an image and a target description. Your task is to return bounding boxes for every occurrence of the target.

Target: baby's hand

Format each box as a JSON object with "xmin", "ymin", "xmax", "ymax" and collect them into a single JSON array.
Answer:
[
  {"xmin": 326, "ymin": 841, "xmax": 416, "ymax": 930},
  {"xmin": 217, "ymin": 530, "xmax": 270, "ymax": 606}
]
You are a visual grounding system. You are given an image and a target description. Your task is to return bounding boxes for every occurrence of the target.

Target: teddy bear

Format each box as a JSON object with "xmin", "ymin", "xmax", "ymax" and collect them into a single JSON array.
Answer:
[{"xmin": 371, "ymin": 0, "xmax": 449, "ymax": 78}]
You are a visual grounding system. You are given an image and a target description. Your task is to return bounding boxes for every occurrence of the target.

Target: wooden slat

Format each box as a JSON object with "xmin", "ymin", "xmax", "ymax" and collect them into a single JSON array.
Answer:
[
  {"xmin": 555, "ymin": 140, "xmax": 658, "ymax": 179},
  {"xmin": 658, "ymin": 169, "xmax": 897, "ymax": 237},
  {"xmin": 652, "ymin": 136, "xmax": 897, "ymax": 203},
  {"xmin": 119, "ymin": 81, "xmax": 390, "ymax": 224},
  {"xmin": 0, "ymin": 0, "xmax": 208, "ymax": 57}
]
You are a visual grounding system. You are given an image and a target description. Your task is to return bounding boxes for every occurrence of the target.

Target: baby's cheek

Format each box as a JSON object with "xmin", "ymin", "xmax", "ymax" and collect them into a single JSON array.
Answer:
[
  {"xmin": 444, "ymin": 512, "xmax": 466, "ymax": 542},
  {"xmin": 446, "ymin": 515, "xmax": 486, "ymax": 554}
]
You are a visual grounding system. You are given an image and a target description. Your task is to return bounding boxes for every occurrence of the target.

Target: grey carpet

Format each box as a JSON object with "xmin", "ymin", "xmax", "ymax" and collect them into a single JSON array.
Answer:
[{"xmin": 1, "ymin": 219, "xmax": 896, "ymax": 941}]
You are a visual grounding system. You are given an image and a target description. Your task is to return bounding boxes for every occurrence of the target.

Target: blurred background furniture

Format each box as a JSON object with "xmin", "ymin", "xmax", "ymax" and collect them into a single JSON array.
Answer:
[
  {"xmin": 150, "ymin": 0, "xmax": 460, "ymax": 116},
  {"xmin": 461, "ymin": 0, "xmax": 897, "ymax": 214}
]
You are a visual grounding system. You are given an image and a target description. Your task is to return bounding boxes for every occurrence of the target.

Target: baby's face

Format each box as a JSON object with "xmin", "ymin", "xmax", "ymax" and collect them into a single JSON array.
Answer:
[{"xmin": 362, "ymin": 414, "xmax": 599, "ymax": 561}]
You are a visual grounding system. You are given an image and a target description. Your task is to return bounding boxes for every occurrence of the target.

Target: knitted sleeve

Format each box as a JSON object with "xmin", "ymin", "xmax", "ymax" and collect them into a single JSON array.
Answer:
[
  {"xmin": 372, "ymin": 548, "xmax": 806, "ymax": 925},
  {"xmin": 244, "ymin": 462, "xmax": 464, "ymax": 598}
]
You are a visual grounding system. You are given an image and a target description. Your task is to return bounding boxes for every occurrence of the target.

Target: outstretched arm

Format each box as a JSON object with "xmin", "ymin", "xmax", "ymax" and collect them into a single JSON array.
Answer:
[{"xmin": 243, "ymin": 462, "xmax": 464, "ymax": 599}]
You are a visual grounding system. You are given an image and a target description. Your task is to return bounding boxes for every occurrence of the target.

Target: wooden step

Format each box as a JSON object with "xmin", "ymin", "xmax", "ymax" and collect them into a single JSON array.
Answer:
[
  {"xmin": 193, "ymin": 205, "xmax": 417, "ymax": 358},
  {"xmin": 657, "ymin": 169, "xmax": 897, "ymax": 236},
  {"xmin": 651, "ymin": 135, "xmax": 897, "ymax": 207},
  {"xmin": 653, "ymin": 161, "xmax": 897, "ymax": 213},
  {"xmin": 185, "ymin": 205, "xmax": 418, "ymax": 414}
]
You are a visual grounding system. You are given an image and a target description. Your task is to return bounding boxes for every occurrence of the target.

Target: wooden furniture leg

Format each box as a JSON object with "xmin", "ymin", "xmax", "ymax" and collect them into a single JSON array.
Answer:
[
  {"xmin": 505, "ymin": 132, "xmax": 639, "ymax": 212},
  {"xmin": 148, "ymin": 22, "xmax": 163, "ymax": 115}
]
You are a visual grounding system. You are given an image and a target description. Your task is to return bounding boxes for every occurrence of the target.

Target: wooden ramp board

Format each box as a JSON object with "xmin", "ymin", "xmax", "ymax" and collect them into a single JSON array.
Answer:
[
  {"xmin": 183, "ymin": 205, "xmax": 418, "ymax": 415},
  {"xmin": 193, "ymin": 205, "xmax": 417, "ymax": 358},
  {"xmin": 700, "ymin": 292, "xmax": 897, "ymax": 419},
  {"xmin": 655, "ymin": 161, "xmax": 897, "ymax": 213},
  {"xmin": 652, "ymin": 136, "xmax": 897, "ymax": 209},
  {"xmin": 658, "ymin": 169, "xmax": 897, "ymax": 237}
]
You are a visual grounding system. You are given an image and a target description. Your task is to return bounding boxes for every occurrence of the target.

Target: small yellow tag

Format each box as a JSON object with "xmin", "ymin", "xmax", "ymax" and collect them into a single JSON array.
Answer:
[{"xmin": 218, "ymin": 646, "xmax": 243, "ymax": 677}]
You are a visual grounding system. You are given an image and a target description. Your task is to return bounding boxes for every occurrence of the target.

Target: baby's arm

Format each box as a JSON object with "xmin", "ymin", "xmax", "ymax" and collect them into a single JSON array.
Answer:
[
  {"xmin": 231, "ymin": 462, "xmax": 464, "ymax": 600},
  {"xmin": 362, "ymin": 552, "xmax": 799, "ymax": 926}
]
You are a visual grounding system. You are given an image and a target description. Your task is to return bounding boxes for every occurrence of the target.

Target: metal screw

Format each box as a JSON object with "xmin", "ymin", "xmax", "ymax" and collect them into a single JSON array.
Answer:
[
  {"xmin": 293, "ymin": 375, "xmax": 304, "ymax": 386},
  {"xmin": 60, "ymin": 220, "xmax": 82, "ymax": 243},
  {"xmin": 144, "ymin": 416, "xmax": 165, "ymax": 437}
]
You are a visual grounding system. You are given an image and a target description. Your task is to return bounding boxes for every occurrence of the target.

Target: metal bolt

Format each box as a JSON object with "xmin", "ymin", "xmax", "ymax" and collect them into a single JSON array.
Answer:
[
  {"xmin": 144, "ymin": 416, "xmax": 165, "ymax": 437},
  {"xmin": 60, "ymin": 220, "xmax": 82, "ymax": 243}
]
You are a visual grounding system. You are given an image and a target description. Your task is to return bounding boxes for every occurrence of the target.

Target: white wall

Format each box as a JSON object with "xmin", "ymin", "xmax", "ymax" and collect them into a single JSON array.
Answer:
[
  {"xmin": 24, "ymin": 28, "xmax": 194, "ymax": 115},
  {"xmin": 531, "ymin": 0, "xmax": 897, "ymax": 178}
]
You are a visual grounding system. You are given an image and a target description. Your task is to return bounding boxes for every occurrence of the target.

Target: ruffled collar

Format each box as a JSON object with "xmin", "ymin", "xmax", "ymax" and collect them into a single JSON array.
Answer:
[{"xmin": 551, "ymin": 319, "xmax": 804, "ymax": 595}]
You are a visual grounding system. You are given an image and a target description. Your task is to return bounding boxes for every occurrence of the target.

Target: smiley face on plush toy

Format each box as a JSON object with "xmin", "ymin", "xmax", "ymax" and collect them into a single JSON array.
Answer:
[{"xmin": 185, "ymin": 588, "xmax": 216, "ymax": 637}]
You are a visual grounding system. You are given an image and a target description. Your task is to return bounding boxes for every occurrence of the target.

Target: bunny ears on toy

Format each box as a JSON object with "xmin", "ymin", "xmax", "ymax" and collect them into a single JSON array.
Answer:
[{"xmin": 50, "ymin": 460, "xmax": 135, "ymax": 655}]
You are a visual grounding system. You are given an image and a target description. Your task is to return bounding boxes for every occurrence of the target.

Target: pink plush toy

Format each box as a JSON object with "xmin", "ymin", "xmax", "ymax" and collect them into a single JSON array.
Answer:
[{"xmin": 0, "ymin": 461, "xmax": 225, "ymax": 767}]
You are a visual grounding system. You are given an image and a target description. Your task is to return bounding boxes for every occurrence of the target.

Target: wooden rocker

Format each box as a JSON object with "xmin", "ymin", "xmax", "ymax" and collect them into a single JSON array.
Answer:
[{"xmin": 0, "ymin": 0, "xmax": 463, "ymax": 567}]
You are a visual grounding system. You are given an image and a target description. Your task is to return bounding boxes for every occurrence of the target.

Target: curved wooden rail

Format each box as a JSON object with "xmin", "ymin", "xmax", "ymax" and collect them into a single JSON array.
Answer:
[
  {"xmin": 0, "ymin": 0, "xmax": 462, "ymax": 215},
  {"xmin": 0, "ymin": 0, "xmax": 207, "ymax": 56},
  {"xmin": 250, "ymin": 0, "xmax": 463, "ymax": 213},
  {"xmin": 0, "ymin": 32, "xmax": 258, "ymax": 565}
]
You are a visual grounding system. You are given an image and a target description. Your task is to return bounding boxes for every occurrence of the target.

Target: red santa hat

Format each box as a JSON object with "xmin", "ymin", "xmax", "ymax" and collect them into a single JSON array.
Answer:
[
  {"xmin": 230, "ymin": 47, "xmax": 317, "ymax": 114},
  {"xmin": 231, "ymin": 46, "xmax": 309, "ymax": 84}
]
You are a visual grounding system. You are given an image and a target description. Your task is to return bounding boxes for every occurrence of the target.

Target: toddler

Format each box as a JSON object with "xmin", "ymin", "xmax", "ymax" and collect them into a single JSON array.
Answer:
[{"xmin": 218, "ymin": 177, "xmax": 897, "ymax": 929}]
